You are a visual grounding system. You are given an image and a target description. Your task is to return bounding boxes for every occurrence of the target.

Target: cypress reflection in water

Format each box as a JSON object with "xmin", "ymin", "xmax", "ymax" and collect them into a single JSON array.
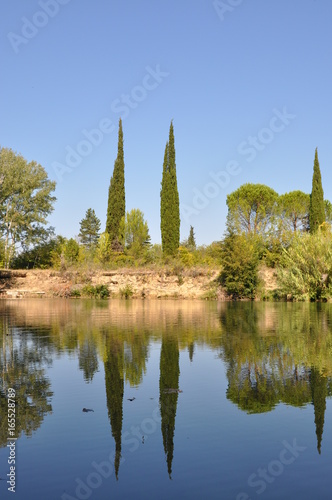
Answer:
[
  {"xmin": 310, "ymin": 367, "xmax": 327, "ymax": 454},
  {"xmin": 104, "ymin": 336, "xmax": 124, "ymax": 480},
  {"xmin": 159, "ymin": 332, "xmax": 180, "ymax": 479}
]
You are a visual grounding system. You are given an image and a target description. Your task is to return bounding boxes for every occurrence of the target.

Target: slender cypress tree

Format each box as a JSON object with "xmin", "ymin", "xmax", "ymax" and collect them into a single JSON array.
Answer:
[
  {"xmin": 160, "ymin": 121, "xmax": 180, "ymax": 255},
  {"xmin": 309, "ymin": 148, "xmax": 325, "ymax": 233},
  {"xmin": 187, "ymin": 225, "xmax": 196, "ymax": 249},
  {"xmin": 106, "ymin": 119, "xmax": 125, "ymax": 244}
]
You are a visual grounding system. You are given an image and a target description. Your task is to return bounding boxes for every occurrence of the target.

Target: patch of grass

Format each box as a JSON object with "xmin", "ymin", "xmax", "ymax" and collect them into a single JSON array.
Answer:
[
  {"xmin": 119, "ymin": 284, "xmax": 134, "ymax": 299},
  {"xmin": 81, "ymin": 284, "xmax": 110, "ymax": 299}
]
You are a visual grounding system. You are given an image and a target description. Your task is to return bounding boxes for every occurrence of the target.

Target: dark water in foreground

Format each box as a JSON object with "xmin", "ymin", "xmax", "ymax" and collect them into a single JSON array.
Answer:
[{"xmin": 0, "ymin": 299, "xmax": 332, "ymax": 500}]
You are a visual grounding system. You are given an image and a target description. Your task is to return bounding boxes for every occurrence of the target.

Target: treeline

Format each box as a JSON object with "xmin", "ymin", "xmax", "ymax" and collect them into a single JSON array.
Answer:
[
  {"xmin": 220, "ymin": 149, "xmax": 332, "ymax": 301},
  {"xmin": 1, "ymin": 131, "xmax": 332, "ymax": 301},
  {"xmin": 0, "ymin": 121, "xmax": 220, "ymax": 271}
]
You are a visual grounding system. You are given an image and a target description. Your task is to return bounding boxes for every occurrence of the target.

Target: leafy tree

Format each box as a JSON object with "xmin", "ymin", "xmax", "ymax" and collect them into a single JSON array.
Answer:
[
  {"xmin": 63, "ymin": 238, "xmax": 80, "ymax": 265},
  {"xmin": 309, "ymin": 148, "xmax": 325, "ymax": 233},
  {"xmin": 219, "ymin": 232, "xmax": 261, "ymax": 299},
  {"xmin": 0, "ymin": 147, "xmax": 56, "ymax": 268},
  {"xmin": 106, "ymin": 119, "xmax": 125, "ymax": 245},
  {"xmin": 160, "ymin": 121, "xmax": 180, "ymax": 255},
  {"xmin": 95, "ymin": 232, "xmax": 112, "ymax": 263},
  {"xmin": 119, "ymin": 208, "xmax": 150, "ymax": 257},
  {"xmin": 11, "ymin": 236, "xmax": 62, "ymax": 269},
  {"xmin": 51, "ymin": 237, "xmax": 79, "ymax": 269},
  {"xmin": 278, "ymin": 190, "xmax": 310, "ymax": 232},
  {"xmin": 79, "ymin": 208, "xmax": 101, "ymax": 249},
  {"xmin": 226, "ymin": 183, "xmax": 278, "ymax": 235}
]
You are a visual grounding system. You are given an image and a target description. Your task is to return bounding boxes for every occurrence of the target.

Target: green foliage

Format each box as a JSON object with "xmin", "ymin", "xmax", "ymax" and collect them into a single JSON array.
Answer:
[
  {"xmin": 119, "ymin": 209, "xmax": 150, "ymax": 257},
  {"xmin": 160, "ymin": 121, "xmax": 180, "ymax": 256},
  {"xmin": 278, "ymin": 190, "xmax": 310, "ymax": 232},
  {"xmin": 309, "ymin": 148, "xmax": 325, "ymax": 233},
  {"xmin": 63, "ymin": 238, "xmax": 80, "ymax": 266},
  {"xmin": 95, "ymin": 232, "xmax": 112, "ymax": 264},
  {"xmin": 277, "ymin": 230, "xmax": 332, "ymax": 301},
  {"xmin": 187, "ymin": 226, "xmax": 196, "ymax": 249},
  {"xmin": 106, "ymin": 119, "xmax": 125, "ymax": 243},
  {"xmin": 81, "ymin": 284, "xmax": 110, "ymax": 299},
  {"xmin": 11, "ymin": 237, "xmax": 61, "ymax": 269},
  {"xmin": 0, "ymin": 147, "xmax": 56, "ymax": 268},
  {"xmin": 226, "ymin": 183, "xmax": 278, "ymax": 235},
  {"xmin": 79, "ymin": 208, "xmax": 101, "ymax": 249},
  {"xmin": 219, "ymin": 233, "xmax": 261, "ymax": 299},
  {"xmin": 119, "ymin": 284, "xmax": 134, "ymax": 299},
  {"xmin": 50, "ymin": 237, "xmax": 79, "ymax": 269},
  {"xmin": 325, "ymin": 200, "xmax": 332, "ymax": 224}
]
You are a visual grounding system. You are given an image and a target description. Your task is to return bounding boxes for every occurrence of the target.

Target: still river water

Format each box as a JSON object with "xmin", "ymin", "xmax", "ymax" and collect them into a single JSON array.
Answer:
[{"xmin": 0, "ymin": 299, "xmax": 332, "ymax": 500}]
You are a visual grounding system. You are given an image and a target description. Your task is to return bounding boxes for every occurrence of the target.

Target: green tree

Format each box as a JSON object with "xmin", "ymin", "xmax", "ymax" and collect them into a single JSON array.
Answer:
[
  {"xmin": 11, "ymin": 236, "xmax": 61, "ymax": 269},
  {"xmin": 106, "ymin": 119, "xmax": 125, "ymax": 245},
  {"xmin": 0, "ymin": 148, "xmax": 56, "ymax": 268},
  {"xmin": 79, "ymin": 208, "xmax": 101, "ymax": 249},
  {"xmin": 309, "ymin": 148, "xmax": 325, "ymax": 233},
  {"xmin": 226, "ymin": 183, "xmax": 278, "ymax": 235},
  {"xmin": 63, "ymin": 238, "xmax": 80, "ymax": 266},
  {"xmin": 95, "ymin": 232, "xmax": 112, "ymax": 263},
  {"xmin": 119, "ymin": 208, "xmax": 150, "ymax": 257},
  {"xmin": 160, "ymin": 121, "xmax": 180, "ymax": 256},
  {"xmin": 324, "ymin": 199, "xmax": 332, "ymax": 225},
  {"xmin": 219, "ymin": 232, "xmax": 261, "ymax": 299},
  {"xmin": 278, "ymin": 190, "xmax": 310, "ymax": 232},
  {"xmin": 187, "ymin": 225, "xmax": 196, "ymax": 249}
]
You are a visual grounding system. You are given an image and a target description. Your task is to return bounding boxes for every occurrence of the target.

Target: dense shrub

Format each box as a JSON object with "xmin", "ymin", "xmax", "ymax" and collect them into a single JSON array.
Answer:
[
  {"xmin": 81, "ymin": 284, "xmax": 110, "ymax": 299},
  {"xmin": 219, "ymin": 233, "xmax": 261, "ymax": 299},
  {"xmin": 277, "ymin": 230, "xmax": 332, "ymax": 301}
]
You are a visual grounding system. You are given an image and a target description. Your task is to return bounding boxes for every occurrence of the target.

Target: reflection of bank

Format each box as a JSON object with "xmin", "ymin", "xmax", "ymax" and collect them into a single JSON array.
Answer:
[
  {"xmin": 219, "ymin": 304, "xmax": 331, "ymax": 455},
  {"xmin": 0, "ymin": 319, "xmax": 53, "ymax": 448}
]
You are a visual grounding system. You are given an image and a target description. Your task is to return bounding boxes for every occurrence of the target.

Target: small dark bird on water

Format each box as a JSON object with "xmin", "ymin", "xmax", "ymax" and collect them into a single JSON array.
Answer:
[
  {"xmin": 127, "ymin": 397, "xmax": 136, "ymax": 402},
  {"xmin": 82, "ymin": 408, "xmax": 94, "ymax": 412}
]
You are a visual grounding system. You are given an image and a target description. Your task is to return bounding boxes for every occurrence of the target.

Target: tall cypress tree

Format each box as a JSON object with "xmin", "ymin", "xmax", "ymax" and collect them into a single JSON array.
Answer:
[
  {"xmin": 160, "ymin": 121, "xmax": 180, "ymax": 255},
  {"xmin": 106, "ymin": 119, "xmax": 125, "ymax": 244},
  {"xmin": 309, "ymin": 148, "xmax": 325, "ymax": 233}
]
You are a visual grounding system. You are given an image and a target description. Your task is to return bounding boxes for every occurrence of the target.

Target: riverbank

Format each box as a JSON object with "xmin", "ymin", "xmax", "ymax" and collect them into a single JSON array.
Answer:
[{"xmin": 0, "ymin": 266, "xmax": 279, "ymax": 300}]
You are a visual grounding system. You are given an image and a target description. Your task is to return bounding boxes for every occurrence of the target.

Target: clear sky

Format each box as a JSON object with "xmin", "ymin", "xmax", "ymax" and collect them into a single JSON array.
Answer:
[{"xmin": 1, "ymin": 0, "xmax": 332, "ymax": 246}]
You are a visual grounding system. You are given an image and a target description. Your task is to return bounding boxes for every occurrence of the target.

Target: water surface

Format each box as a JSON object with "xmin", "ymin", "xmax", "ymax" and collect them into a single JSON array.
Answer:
[{"xmin": 0, "ymin": 300, "xmax": 332, "ymax": 499}]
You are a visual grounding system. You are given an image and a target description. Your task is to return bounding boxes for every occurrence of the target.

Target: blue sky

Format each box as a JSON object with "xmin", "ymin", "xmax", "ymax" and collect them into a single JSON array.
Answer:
[{"xmin": 1, "ymin": 0, "xmax": 332, "ymax": 245}]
